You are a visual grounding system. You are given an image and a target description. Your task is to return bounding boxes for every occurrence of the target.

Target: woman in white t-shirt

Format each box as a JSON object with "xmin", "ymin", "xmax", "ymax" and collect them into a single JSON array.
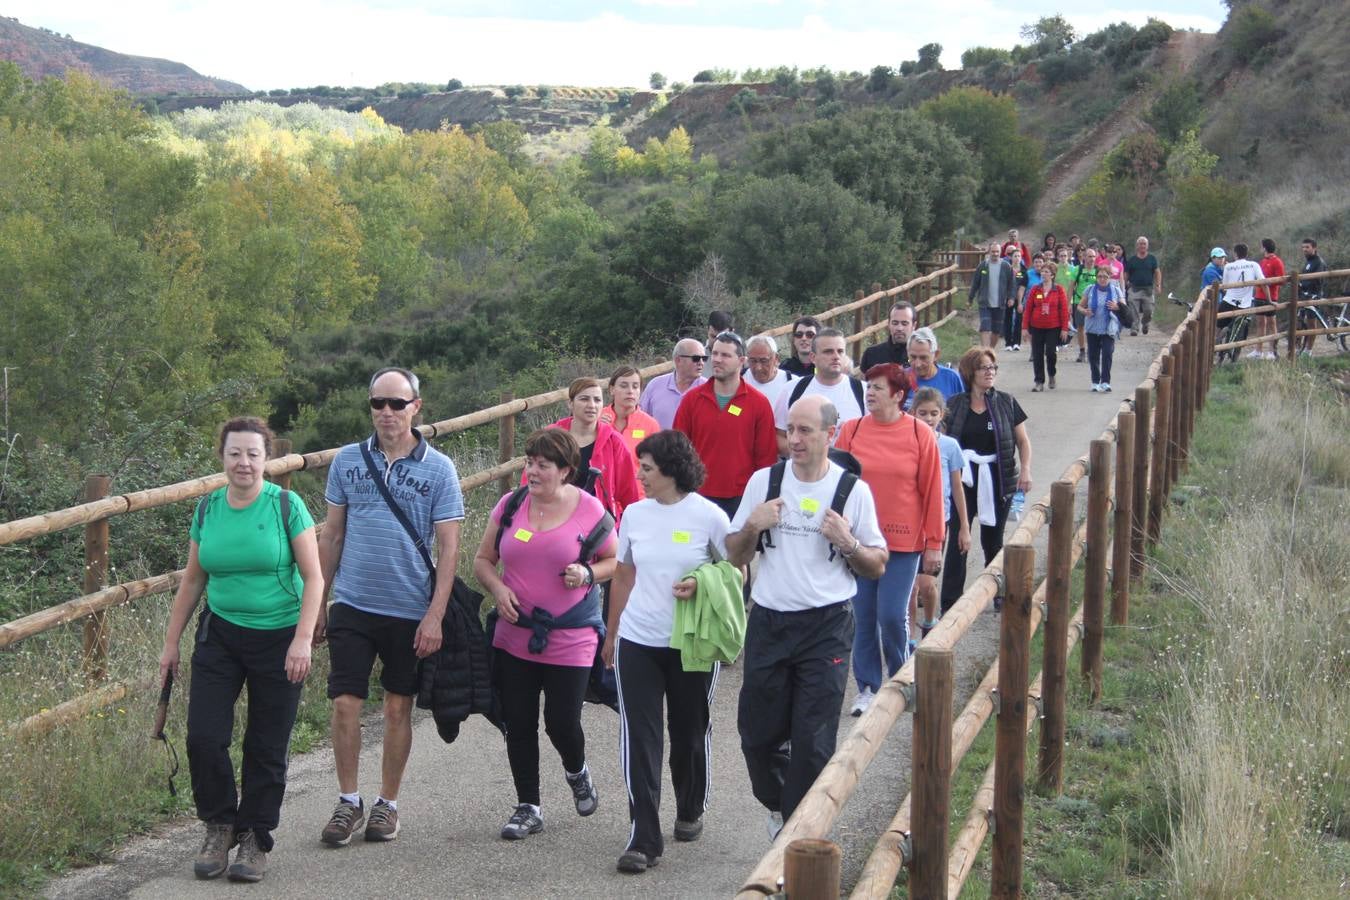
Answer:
[{"xmin": 601, "ymin": 430, "xmax": 731, "ymax": 874}]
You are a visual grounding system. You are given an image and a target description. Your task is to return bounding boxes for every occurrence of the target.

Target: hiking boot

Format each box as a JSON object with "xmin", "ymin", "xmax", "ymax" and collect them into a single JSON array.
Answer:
[
  {"xmin": 566, "ymin": 767, "xmax": 598, "ymax": 816},
  {"xmin": 320, "ymin": 799, "xmax": 365, "ymax": 847},
  {"xmin": 618, "ymin": 848, "xmax": 661, "ymax": 873},
  {"xmin": 194, "ymin": 823, "xmax": 235, "ymax": 880},
  {"xmin": 674, "ymin": 818, "xmax": 704, "ymax": 842},
  {"xmin": 501, "ymin": 804, "xmax": 544, "ymax": 840},
  {"xmin": 364, "ymin": 799, "xmax": 400, "ymax": 842},
  {"xmin": 227, "ymin": 831, "xmax": 266, "ymax": 883}
]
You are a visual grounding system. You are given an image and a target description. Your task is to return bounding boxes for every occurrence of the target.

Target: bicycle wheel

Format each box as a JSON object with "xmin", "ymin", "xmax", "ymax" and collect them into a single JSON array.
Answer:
[
  {"xmin": 1335, "ymin": 304, "xmax": 1350, "ymax": 353},
  {"xmin": 1225, "ymin": 317, "xmax": 1249, "ymax": 363}
]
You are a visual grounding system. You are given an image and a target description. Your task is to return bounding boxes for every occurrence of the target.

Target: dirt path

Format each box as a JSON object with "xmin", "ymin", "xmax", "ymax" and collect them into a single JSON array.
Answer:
[
  {"xmin": 44, "ymin": 321, "xmax": 1170, "ymax": 900},
  {"xmin": 1027, "ymin": 32, "xmax": 1215, "ymax": 234}
]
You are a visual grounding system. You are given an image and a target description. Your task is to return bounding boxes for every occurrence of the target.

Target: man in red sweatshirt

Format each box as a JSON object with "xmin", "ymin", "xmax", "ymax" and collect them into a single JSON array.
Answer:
[{"xmin": 674, "ymin": 331, "xmax": 778, "ymax": 519}]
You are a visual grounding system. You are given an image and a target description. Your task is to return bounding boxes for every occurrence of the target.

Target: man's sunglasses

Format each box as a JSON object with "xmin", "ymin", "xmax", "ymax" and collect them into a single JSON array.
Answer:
[
  {"xmin": 793, "ymin": 330, "xmax": 816, "ymax": 339},
  {"xmin": 370, "ymin": 397, "xmax": 415, "ymax": 411},
  {"xmin": 679, "ymin": 354, "xmax": 708, "ymax": 363}
]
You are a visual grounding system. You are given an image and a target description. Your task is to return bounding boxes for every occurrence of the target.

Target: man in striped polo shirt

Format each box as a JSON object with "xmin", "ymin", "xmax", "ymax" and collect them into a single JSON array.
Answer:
[{"xmin": 317, "ymin": 367, "xmax": 465, "ymax": 846}]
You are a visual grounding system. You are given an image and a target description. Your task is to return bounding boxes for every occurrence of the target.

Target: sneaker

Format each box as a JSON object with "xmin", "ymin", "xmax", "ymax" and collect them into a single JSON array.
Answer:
[
  {"xmin": 850, "ymin": 687, "xmax": 875, "ymax": 717},
  {"xmin": 1143, "ymin": 323, "xmax": 1150, "ymax": 334},
  {"xmin": 1090, "ymin": 383, "xmax": 1100, "ymax": 393},
  {"xmin": 1048, "ymin": 377, "xmax": 1056, "ymax": 390},
  {"xmin": 320, "ymin": 799, "xmax": 365, "ymax": 847},
  {"xmin": 1263, "ymin": 351, "xmax": 1278, "ymax": 360},
  {"xmin": 1245, "ymin": 349, "xmax": 1262, "ymax": 359},
  {"xmin": 227, "ymin": 831, "xmax": 266, "ymax": 883},
  {"xmin": 1076, "ymin": 349, "xmax": 1086, "ymax": 363},
  {"xmin": 1102, "ymin": 383, "xmax": 1112, "ymax": 392},
  {"xmin": 618, "ymin": 848, "xmax": 661, "ymax": 873},
  {"xmin": 194, "ymin": 823, "xmax": 235, "ymax": 880},
  {"xmin": 501, "ymin": 804, "xmax": 544, "ymax": 840},
  {"xmin": 766, "ymin": 810, "xmax": 784, "ymax": 842},
  {"xmin": 566, "ymin": 767, "xmax": 599, "ymax": 816},
  {"xmin": 364, "ymin": 799, "xmax": 400, "ymax": 842},
  {"xmin": 1130, "ymin": 329, "xmax": 1139, "ymax": 337},
  {"xmin": 1030, "ymin": 383, "xmax": 1043, "ymax": 392},
  {"xmin": 674, "ymin": 818, "xmax": 704, "ymax": 842}
]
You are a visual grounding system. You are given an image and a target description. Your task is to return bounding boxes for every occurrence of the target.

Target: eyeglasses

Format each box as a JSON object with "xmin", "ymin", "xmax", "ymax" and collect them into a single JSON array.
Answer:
[
  {"xmin": 793, "ymin": 330, "xmax": 816, "ymax": 339},
  {"xmin": 976, "ymin": 365, "xmax": 999, "ymax": 374},
  {"xmin": 678, "ymin": 354, "xmax": 708, "ymax": 363},
  {"xmin": 370, "ymin": 397, "xmax": 415, "ymax": 411}
]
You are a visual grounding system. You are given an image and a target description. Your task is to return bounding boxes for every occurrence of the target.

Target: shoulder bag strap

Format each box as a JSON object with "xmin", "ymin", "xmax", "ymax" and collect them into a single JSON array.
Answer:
[{"xmin": 359, "ymin": 441, "xmax": 435, "ymax": 578}]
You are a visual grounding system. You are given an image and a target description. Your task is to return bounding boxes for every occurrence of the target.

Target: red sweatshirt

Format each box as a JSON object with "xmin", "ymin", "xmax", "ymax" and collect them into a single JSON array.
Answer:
[
  {"xmin": 672, "ymin": 378, "xmax": 778, "ymax": 499},
  {"xmin": 524, "ymin": 419, "xmax": 641, "ymax": 524},
  {"xmin": 1022, "ymin": 283, "xmax": 1071, "ymax": 330}
]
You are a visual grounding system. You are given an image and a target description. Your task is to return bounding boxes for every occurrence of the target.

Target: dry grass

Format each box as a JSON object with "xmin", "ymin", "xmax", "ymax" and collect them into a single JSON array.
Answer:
[{"xmin": 1156, "ymin": 363, "xmax": 1350, "ymax": 898}]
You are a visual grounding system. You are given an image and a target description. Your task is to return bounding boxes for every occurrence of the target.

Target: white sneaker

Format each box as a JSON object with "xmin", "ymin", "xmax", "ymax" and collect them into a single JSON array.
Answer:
[
  {"xmin": 1245, "ymin": 349, "xmax": 1262, "ymax": 359},
  {"xmin": 766, "ymin": 810, "xmax": 784, "ymax": 842},
  {"xmin": 1090, "ymin": 383, "xmax": 1101, "ymax": 393},
  {"xmin": 1263, "ymin": 351, "xmax": 1278, "ymax": 360},
  {"xmin": 850, "ymin": 687, "xmax": 874, "ymax": 717},
  {"xmin": 1102, "ymin": 383, "xmax": 1112, "ymax": 392}
]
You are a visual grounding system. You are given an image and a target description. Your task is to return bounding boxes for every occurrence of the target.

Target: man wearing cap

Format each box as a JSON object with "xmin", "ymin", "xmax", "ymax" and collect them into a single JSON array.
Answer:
[{"xmin": 1201, "ymin": 248, "xmax": 1227, "ymax": 300}]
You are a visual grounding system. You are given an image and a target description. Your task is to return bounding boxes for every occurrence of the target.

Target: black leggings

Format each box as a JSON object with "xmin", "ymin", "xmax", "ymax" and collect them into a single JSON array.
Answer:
[
  {"xmin": 497, "ymin": 650, "xmax": 591, "ymax": 806},
  {"xmin": 939, "ymin": 471, "xmax": 1011, "ymax": 612},
  {"xmin": 1029, "ymin": 327, "xmax": 1060, "ymax": 384}
]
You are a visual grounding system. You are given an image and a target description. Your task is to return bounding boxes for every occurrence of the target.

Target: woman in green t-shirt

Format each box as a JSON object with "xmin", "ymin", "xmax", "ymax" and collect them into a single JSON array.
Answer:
[{"xmin": 159, "ymin": 417, "xmax": 323, "ymax": 883}]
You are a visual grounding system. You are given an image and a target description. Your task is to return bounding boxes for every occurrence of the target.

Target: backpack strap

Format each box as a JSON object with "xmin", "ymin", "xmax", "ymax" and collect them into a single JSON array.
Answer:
[
  {"xmin": 756, "ymin": 460, "xmax": 788, "ymax": 553},
  {"xmin": 788, "ymin": 375, "xmax": 812, "ymax": 407},
  {"xmin": 280, "ymin": 489, "xmax": 291, "ymax": 535},
  {"xmin": 826, "ymin": 471, "xmax": 860, "ymax": 562},
  {"xmin": 849, "ymin": 377, "xmax": 864, "ymax": 413},
  {"xmin": 493, "ymin": 486, "xmax": 530, "ymax": 558},
  {"xmin": 577, "ymin": 511, "xmax": 615, "ymax": 564},
  {"xmin": 195, "ymin": 495, "xmax": 210, "ymax": 530}
]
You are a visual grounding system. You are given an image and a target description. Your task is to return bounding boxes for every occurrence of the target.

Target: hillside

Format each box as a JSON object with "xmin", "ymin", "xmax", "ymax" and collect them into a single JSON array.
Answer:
[{"xmin": 0, "ymin": 16, "xmax": 244, "ymax": 95}]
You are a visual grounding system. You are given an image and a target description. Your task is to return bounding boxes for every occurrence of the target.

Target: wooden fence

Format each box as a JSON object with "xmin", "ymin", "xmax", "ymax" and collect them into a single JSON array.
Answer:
[
  {"xmin": 1, "ymin": 263, "xmax": 966, "ymax": 737},
  {"xmin": 743, "ymin": 287, "xmax": 1220, "ymax": 899},
  {"xmin": 1207, "ymin": 267, "xmax": 1350, "ymax": 359}
]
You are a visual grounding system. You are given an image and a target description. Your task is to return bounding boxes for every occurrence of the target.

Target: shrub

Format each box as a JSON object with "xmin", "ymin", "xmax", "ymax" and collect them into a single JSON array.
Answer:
[
  {"xmin": 446, "ymin": 78, "xmax": 463, "ymax": 91},
  {"xmin": 1147, "ymin": 79, "xmax": 1203, "ymax": 144},
  {"xmin": 502, "ymin": 84, "xmax": 526, "ymax": 98},
  {"xmin": 649, "ymin": 72, "xmax": 666, "ymax": 90},
  {"xmin": 1038, "ymin": 49, "xmax": 1097, "ymax": 88},
  {"xmin": 1226, "ymin": 4, "xmax": 1282, "ymax": 60},
  {"xmin": 916, "ymin": 43, "xmax": 943, "ymax": 73},
  {"xmin": 961, "ymin": 46, "xmax": 1011, "ymax": 68},
  {"xmin": 867, "ymin": 65, "xmax": 895, "ymax": 93},
  {"xmin": 813, "ymin": 70, "xmax": 838, "ymax": 101}
]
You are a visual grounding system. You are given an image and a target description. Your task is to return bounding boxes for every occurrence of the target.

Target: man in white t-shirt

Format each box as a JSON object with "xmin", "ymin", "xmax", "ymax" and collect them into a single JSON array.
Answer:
[
  {"xmin": 727, "ymin": 394, "xmax": 887, "ymax": 837},
  {"xmin": 743, "ymin": 334, "xmax": 796, "ymax": 409},
  {"xmin": 1219, "ymin": 242, "xmax": 1265, "ymax": 355},
  {"xmin": 772, "ymin": 328, "xmax": 865, "ymax": 456}
]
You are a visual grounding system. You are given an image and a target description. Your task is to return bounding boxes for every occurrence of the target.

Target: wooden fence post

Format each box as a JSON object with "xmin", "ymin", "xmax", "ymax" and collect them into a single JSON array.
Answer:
[
  {"xmin": 1112, "ymin": 412, "xmax": 1135, "ymax": 626},
  {"xmin": 1130, "ymin": 386, "xmax": 1152, "ymax": 580},
  {"xmin": 991, "ymin": 543, "xmax": 1034, "ymax": 900},
  {"xmin": 784, "ymin": 839, "xmax": 841, "ymax": 900},
  {"xmin": 1082, "ymin": 439, "xmax": 1111, "ymax": 702},
  {"xmin": 911, "ymin": 645, "xmax": 954, "ymax": 899},
  {"xmin": 1173, "ymin": 328, "xmax": 1191, "ymax": 479},
  {"xmin": 271, "ymin": 438, "xmax": 292, "ymax": 491},
  {"xmin": 497, "ymin": 391, "xmax": 515, "ymax": 497},
  {"xmin": 1167, "ymin": 350, "xmax": 1182, "ymax": 491},
  {"xmin": 1286, "ymin": 272, "xmax": 1301, "ymax": 363},
  {"xmin": 1037, "ymin": 481, "xmax": 1074, "ymax": 794},
  {"xmin": 82, "ymin": 475, "xmax": 111, "ymax": 683},
  {"xmin": 1148, "ymin": 373, "xmax": 1172, "ymax": 546},
  {"xmin": 1205, "ymin": 285, "xmax": 1218, "ymax": 397}
]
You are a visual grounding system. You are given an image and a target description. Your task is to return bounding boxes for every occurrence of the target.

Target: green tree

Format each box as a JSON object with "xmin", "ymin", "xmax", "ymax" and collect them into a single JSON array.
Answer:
[
  {"xmin": 867, "ymin": 65, "xmax": 895, "ymax": 93},
  {"xmin": 920, "ymin": 86, "xmax": 1044, "ymax": 223},
  {"xmin": 1168, "ymin": 175, "xmax": 1251, "ymax": 267},
  {"xmin": 446, "ymin": 78, "xmax": 463, "ymax": 91},
  {"xmin": 961, "ymin": 47, "xmax": 1011, "ymax": 69},
  {"xmin": 1147, "ymin": 79, "xmax": 1202, "ymax": 143},
  {"xmin": 649, "ymin": 72, "xmax": 667, "ymax": 90},
  {"xmin": 752, "ymin": 108, "xmax": 979, "ymax": 247},
  {"xmin": 1020, "ymin": 15, "xmax": 1075, "ymax": 52},
  {"xmin": 916, "ymin": 43, "xmax": 944, "ymax": 73},
  {"xmin": 713, "ymin": 175, "xmax": 904, "ymax": 305}
]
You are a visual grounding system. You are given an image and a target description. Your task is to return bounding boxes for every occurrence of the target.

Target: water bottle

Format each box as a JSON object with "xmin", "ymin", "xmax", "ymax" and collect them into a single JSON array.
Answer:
[{"xmin": 1009, "ymin": 489, "xmax": 1026, "ymax": 521}]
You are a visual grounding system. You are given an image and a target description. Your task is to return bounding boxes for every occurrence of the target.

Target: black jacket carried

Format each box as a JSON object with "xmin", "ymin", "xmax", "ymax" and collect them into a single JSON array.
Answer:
[
  {"xmin": 945, "ymin": 389, "xmax": 1020, "ymax": 501},
  {"xmin": 415, "ymin": 577, "xmax": 505, "ymax": 743}
]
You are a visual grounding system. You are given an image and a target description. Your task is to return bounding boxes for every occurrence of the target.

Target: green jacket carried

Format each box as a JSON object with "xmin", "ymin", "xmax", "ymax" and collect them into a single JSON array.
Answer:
[{"xmin": 670, "ymin": 561, "xmax": 746, "ymax": 672}]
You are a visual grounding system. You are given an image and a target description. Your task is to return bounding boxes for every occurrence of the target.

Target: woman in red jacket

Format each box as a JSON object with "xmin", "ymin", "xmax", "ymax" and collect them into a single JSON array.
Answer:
[
  {"xmin": 1022, "ymin": 260, "xmax": 1071, "ymax": 391},
  {"xmin": 540, "ymin": 377, "xmax": 642, "ymax": 524}
]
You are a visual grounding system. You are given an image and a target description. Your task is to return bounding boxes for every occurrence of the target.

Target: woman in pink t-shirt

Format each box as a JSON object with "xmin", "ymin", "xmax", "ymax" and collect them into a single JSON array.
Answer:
[{"xmin": 474, "ymin": 428, "xmax": 617, "ymax": 841}]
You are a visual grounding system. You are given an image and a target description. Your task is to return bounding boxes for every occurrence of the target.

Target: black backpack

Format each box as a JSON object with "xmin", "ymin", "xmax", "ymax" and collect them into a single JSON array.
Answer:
[{"xmin": 756, "ymin": 457, "xmax": 860, "ymax": 562}]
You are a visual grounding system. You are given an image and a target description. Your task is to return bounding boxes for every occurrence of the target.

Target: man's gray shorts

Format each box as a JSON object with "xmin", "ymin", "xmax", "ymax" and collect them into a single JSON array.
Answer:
[{"xmin": 1127, "ymin": 287, "xmax": 1155, "ymax": 327}]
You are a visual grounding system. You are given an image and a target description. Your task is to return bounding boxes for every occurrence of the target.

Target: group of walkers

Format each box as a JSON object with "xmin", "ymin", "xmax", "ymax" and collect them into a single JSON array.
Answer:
[
  {"xmin": 971, "ymin": 228, "xmax": 1162, "ymax": 393},
  {"xmin": 160, "ymin": 301, "xmax": 1042, "ymax": 883}
]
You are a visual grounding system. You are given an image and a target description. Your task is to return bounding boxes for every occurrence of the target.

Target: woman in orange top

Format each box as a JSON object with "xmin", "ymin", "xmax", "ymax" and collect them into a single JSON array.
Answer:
[
  {"xmin": 1022, "ymin": 259, "xmax": 1071, "ymax": 391},
  {"xmin": 835, "ymin": 363, "xmax": 945, "ymax": 715},
  {"xmin": 601, "ymin": 366, "xmax": 661, "ymax": 497}
]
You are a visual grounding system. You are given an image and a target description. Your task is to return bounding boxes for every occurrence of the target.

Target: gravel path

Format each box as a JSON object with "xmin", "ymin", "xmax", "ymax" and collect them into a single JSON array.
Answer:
[{"xmin": 46, "ymin": 326, "xmax": 1170, "ymax": 899}]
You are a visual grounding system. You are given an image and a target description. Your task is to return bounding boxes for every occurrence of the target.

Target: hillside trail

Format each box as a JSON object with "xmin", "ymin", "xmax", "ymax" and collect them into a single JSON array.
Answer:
[
  {"xmin": 1027, "ymin": 31, "xmax": 1215, "ymax": 234},
  {"xmin": 45, "ymin": 319, "xmax": 1170, "ymax": 900}
]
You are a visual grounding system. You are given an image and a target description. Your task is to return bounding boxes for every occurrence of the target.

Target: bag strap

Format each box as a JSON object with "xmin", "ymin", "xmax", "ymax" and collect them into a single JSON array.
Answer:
[
  {"xmin": 788, "ymin": 375, "xmax": 812, "ymax": 407},
  {"xmin": 359, "ymin": 441, "xmax": 435, "ymax": 578},
  {"xmin": 577, "ymin": 511, "xmax": 615, "ymax": 564},
  {"xmin": 756, "ymin": 460, "xmax": 788, "ymax": 553},
  {"xmin": 493, "ymin": 486, "xmax": 530, "ymax": 558},
  {"xmin": 826, "ymin": 471, "xmax": 859, "ymax": 561}
]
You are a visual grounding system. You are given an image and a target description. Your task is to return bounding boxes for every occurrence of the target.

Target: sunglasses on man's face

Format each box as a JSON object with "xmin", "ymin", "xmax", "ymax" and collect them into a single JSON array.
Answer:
[
  {"xmin": 679, "ymin": 354, "xmax": 708, "ymax": 363},
  {"xmin": 370, "ymin": 397, "xmax": 415, "ymax": 411},
  {"xmin": 794, "ymin": 330, "xmax": 816, "ymax": 339}
]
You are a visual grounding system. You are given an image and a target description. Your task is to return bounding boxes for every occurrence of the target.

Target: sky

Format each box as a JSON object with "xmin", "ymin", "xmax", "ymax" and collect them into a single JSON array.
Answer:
[{"xmin": 9, "ymin": 1, "xmax": 1229, "ymax": 90}]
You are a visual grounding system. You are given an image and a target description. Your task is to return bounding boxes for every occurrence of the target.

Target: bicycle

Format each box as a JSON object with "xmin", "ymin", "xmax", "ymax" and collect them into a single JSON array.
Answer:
[
  {"xmin": 1172, "ymin": 293, "xmax": 1251, "ymax": 364},
  {"xmin": 1295, "ymin": 295, "xmax": 1350, "ymax": 355}
]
